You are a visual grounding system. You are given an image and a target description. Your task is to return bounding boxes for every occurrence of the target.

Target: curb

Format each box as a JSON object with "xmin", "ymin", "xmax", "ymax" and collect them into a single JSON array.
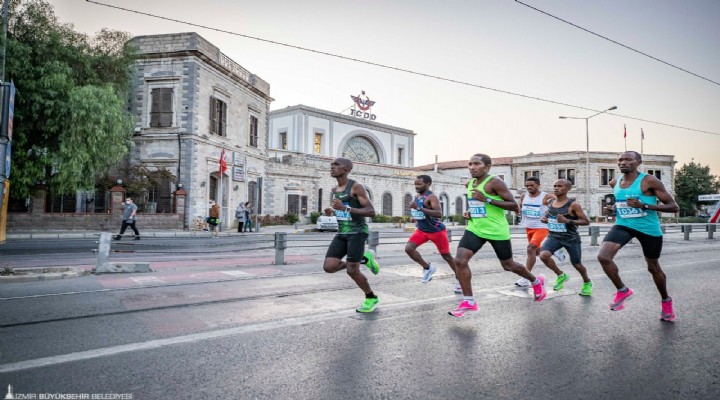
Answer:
[{"xmin": 0, "ymin": 267, "xmax": 90, "ymax": 282}]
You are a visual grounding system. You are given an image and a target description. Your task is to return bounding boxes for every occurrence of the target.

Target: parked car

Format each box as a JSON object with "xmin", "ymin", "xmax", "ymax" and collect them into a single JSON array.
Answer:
[{"xmin": 317, "ymin": 215, "xmax": 338, "ymax": 232}]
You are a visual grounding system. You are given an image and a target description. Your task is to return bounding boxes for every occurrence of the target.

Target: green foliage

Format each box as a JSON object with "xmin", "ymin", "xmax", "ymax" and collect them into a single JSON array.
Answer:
[
  {"xmin": 6, "ymin": 0, "xmax": 136, "ymax": 198},
  {"xmin": 674, "ymin": 162, "xmax": 720, "ymax": 217},
  {"xmin": 121, "ymin": 165, "xmax": 176, "ymax": 212},
  {"xmin": 372, "ymin": 214, "xmax": 392, "ymax": 223},
  {"xmin": 309, "ymin": 211, "xmax": 321, "ymax": 224},
  {"xmin": 285, "ymin": 213, "xmax": 300, "ymax": 224}
]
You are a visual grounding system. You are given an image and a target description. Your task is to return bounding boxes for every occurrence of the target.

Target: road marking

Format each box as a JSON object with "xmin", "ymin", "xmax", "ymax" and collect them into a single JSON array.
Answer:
[
  {"xmin": 220, "ymin": 270, "xmax": 252, "ymax": 278},
  {"xmin": 1, "ymin": 256, "xmax": 718, "ymax": 373},
  {"xmin": 130, "ymin": 276, "xmax": 164, "ymax": 285}
]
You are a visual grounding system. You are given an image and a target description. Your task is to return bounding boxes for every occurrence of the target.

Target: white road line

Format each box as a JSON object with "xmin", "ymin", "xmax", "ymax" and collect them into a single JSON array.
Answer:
[{"xmin": 1, "ymin": 257, "xmax": 718, "ymax": 374}]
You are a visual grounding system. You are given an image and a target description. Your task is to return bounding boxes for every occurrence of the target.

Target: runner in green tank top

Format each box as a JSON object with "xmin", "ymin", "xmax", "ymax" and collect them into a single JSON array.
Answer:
[
  {"xmin": 323, "ymin": 158, "xmax": 382, "ymax": 313},
  {"xmin": 449, "ymin": 154, "xmax": 548, "ymax": 318}
]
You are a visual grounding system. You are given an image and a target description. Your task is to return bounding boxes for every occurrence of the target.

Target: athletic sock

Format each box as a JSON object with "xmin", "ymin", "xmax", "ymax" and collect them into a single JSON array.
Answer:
[
  {"xmin": 618, "ymin": 286, "xmax": 628, "ymax": 292},
  {"xmin": 662, "ymin": 297, "xmax": 672, "ymax": 302},
  {"xmin": 423, "ymin": 266, "xmax": 430, "ymax": 270},
  {"xmin": 463, "ymin": 296, "xmax": 475, "ymax": 305},
  {"xmin": 532, "ymin": 278, "xmax": 541, "ymax": 286},
  {"xmin": 366, "ymin": 292, "xmax": 377, "ymax": 299}
]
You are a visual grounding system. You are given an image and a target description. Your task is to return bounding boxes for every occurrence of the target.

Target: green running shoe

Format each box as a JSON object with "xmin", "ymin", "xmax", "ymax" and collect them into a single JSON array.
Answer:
[
  {"xmin": 553, "ymin": 273, "xmax": 569, "ymax": 291},
  {"xmin": 579, "ymin": 281, "xmax": 594, "ymax": 296},
  {"xmin": 363, "ymin": 250, "xmax": 380, "ymax": 275},
  {"xmin": 356, "ymin": 297, "xmax": 379, "ymax": 313}
]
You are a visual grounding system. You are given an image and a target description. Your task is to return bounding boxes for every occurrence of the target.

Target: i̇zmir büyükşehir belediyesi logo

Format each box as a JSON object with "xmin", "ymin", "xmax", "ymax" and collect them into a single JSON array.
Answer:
[{"xmin": 349, "ymin": 90, "xmax": 377, "ymax": 120}]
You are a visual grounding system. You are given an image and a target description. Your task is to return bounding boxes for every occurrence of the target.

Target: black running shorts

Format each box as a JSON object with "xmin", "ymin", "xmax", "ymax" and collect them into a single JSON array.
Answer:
[
  {"xmin": 603, "ymin": 225, "xmax": 663, "ymax": 259},
  {"xmin": 325, "ymin": 233, "xmax": 369, "ymax": 263},
  {"xmin": 457, "ymin": 230, "xmax": 514, "ymax": 261}
]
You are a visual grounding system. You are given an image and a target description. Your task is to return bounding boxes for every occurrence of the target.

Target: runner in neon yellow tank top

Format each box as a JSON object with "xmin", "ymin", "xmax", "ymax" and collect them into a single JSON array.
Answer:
[
  {"xmin": 598, "ymin": 151, "xmax": 679, "ymax": 321},
  {"xmin": 449, "ymin": 154, "xmax": 548, "ymax": 318}
]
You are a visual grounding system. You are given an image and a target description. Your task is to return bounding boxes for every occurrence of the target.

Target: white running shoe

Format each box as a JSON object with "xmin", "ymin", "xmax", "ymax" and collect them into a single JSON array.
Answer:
[
  {"xmin": 421, "ymin": 263, "xmax": 437, "ymax": 283},
  {"xmin": 554, "ymin": 249, "xmax": 566, "ymax": 263},
  {"xmin": 453, "ymin": 280, "xmax": 463, "ymax": 294},
  {"xmin": 515, "ymin": 277, "xmax": 531, "ymax": 287}
]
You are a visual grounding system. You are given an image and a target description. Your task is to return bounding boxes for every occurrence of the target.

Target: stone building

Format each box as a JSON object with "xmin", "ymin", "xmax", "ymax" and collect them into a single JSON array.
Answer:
[{"xmin": 128, "ymin": 32, "xmax": 272, "ymax": 227}]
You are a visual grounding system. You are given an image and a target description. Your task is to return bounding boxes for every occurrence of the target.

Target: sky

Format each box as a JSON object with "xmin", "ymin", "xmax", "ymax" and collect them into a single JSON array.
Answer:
[{"xmin": 47, "ymin": 0, "xmax": 720, "ymax": 174}]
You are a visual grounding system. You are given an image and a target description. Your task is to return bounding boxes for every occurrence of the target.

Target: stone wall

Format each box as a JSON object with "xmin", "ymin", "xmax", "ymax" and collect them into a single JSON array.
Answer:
[{"xmin": 6, "ymin": 212, "xmax": 183, "ymax": 232}]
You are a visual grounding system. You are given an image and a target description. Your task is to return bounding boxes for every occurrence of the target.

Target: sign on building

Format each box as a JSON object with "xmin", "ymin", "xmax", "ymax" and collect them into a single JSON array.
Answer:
[{"xmin": 349, "ymin": 90, "xmax": 377, "ymax": 121}]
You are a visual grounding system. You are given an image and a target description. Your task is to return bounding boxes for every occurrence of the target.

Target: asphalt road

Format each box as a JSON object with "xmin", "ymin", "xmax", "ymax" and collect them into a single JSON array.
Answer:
[{"xmin": 1, "ymin": 231, "xmax": 719, "ymax": 399}]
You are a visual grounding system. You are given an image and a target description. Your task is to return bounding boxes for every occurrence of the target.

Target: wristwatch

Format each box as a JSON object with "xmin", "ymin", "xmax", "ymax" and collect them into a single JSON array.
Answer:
[
  {"xmin": 486, "ymin": 198, "xmax": 493, "ymax": 204},
  {"xmin": 642, "ymin": 204, "xmax": 649, "ymax": 210},
  {"xmin": 345, "ymin": 206, "xmax": 352, "ymax": 213}
]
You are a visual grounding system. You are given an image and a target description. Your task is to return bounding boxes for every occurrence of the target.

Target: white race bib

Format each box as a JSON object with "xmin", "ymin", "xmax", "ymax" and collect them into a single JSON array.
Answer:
[
  {"xmin": 334, "ymin": 203, "xmax": 351, "ymax": 221},
  {"xmin": 616, "ymin": 201, "xmax": 647, "ymax": 219},
  {"xmin": 547, "ymin": 216, "xmax": 567, "ymax": 233},
  {"xmin": 410, "ymin": 209, "xmax": 425, "ymax": 220},
  {"xmin": 522, "ymin": 205, "xmax": 542, "ymax": 219},
  {"xmin": 468, "ymin": 198, "xmax": 487, "ymax": 218}
]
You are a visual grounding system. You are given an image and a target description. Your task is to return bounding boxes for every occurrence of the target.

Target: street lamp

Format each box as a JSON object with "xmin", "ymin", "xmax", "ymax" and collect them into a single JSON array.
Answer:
[{"xmin": 559, "ymin": 106, "xmax": 617, "ymax": 213}]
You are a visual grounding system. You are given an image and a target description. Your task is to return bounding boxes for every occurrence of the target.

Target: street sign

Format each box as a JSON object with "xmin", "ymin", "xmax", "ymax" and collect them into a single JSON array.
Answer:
[{"xmin": 698, "ymin": 194, "xmax": 720, "ymax": 201}]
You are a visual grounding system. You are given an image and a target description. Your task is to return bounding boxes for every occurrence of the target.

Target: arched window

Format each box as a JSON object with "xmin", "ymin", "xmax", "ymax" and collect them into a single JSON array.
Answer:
[
  {"xmin": 382, "ymin": 192, "xmax": 393, "ymax": 216},
  {"xmin": 342, "ymin": 136, "xmax": 380, "ymax": 164},
  {"xmin": 248, "ymin": 181, "xmax": 261, "ymax": 213},
  {"xmin": 403, "ymin": 193, "xmax": 413, "ymax": 216},
  {"xmin": 439, "ymin": 193, "xmax": 449, "ymax": 217},
  {"xmin": 455, "ymin": 196, "xmax": 464, "ymax": 216}
]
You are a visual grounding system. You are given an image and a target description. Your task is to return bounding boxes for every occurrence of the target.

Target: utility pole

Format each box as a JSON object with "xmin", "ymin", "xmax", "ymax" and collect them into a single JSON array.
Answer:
[{"xmin": 0, "ymin": 0, "xmax": 11, "ymax": 244}]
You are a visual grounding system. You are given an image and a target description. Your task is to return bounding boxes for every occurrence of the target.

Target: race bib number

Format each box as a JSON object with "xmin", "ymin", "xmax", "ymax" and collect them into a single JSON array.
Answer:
[
  {"xmin": 335, "ymin": 203, "xmax": 351, "ymax": 221},
  {"xmin": 547, "ymin": 216, "xmax": 567, "ymax": 233},
  {"xmin": 522, "ymin": 205, "xmax": 542, "ymax": 219},
  {"xmin": 616, "ymin": 201, "xmax": 647, "ymax": 219},
  {"xmin": 468, "ymin": 198, "xmax": 487, "ymax": 218},
  {"xmin": 410, "ymin": 209, "xmax": 426, "ymax": 220}
]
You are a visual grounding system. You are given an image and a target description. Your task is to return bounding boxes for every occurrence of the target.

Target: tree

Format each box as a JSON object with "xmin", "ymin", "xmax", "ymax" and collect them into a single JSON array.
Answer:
[
  {"xmin": 674, "ymin": 162, "xmax": 720, "ymax": 217},
  {"xmin": 5, "ymin": 0, "xmax": 135, "ymax": 198}
]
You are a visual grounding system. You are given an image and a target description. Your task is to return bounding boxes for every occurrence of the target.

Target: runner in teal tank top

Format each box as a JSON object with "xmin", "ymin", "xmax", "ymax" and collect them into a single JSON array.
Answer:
[
  {"xmin": 598, "ymin": 151, "xmax": 680, "ymax": 321},
  {"xmin": 323, "ymin": 158, "xmax": 382, "ymax": 313},
  {"xmin": 449, "ymin": 154, "xmax": 548, "ymax": 318}
]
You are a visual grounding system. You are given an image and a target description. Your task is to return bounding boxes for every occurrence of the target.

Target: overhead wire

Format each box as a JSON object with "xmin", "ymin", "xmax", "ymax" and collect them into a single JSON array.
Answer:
[
  {"xmin": 514, "ymin": 0, "xmax": 720, "ymax": 87},
  {"xmin": 85, "ymin": 0, "xmax": 719, "ymax": 136}
]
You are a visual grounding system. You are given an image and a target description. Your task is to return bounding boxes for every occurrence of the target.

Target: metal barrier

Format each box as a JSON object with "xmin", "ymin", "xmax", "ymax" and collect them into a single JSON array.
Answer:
[
  {"xmin": 589, "ymin": 226, "xmax": 600, "ymax": 246},
  {"xmin": 709, "ymin": 225, "xmax": 716, "ymax": 240},
  {"xmin": 368, "ymin": 231, "xmax": 380, "ymax": 255},
  {"xmin": 274, "ymin": 232, "xmax": 287, "ymax": 265},
  {"xmin": 683, "ymin": 225, "xmax": 692, "ymax": 241}
]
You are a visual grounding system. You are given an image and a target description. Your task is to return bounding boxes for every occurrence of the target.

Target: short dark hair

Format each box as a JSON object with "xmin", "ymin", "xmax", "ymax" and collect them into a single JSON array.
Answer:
[
  {"xmin": 416, "ymin": 175, "xmax": 432, "ymax": 184},
  {"xmin": 472, "ymin": 153, "xmax": 492, "ymax": 166},
  {"xmin": 525, "ymin": 177, "xmax": 540, "ymax": 185},
  {"xmin": 628, "ymin": 151, "xmax": 642, "ymax": 162}
]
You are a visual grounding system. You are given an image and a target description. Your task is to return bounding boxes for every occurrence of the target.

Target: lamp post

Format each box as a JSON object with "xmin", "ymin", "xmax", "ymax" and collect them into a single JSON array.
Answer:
[{"xmin": 559, "ymin": 106, "xmax": 617, "ymax": 214}]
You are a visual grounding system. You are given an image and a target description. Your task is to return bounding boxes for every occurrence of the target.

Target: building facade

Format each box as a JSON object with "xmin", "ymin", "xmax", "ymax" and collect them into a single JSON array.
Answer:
[{"xmin": 128, "ymin": 32, "xmax": 273, "ymax": 227}]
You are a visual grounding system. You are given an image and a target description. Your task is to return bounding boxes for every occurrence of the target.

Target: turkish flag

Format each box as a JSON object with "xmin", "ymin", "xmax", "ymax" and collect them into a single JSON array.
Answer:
[{"xmin": 219, "ymin": 148, "xmax": 227, "ymax": 175}]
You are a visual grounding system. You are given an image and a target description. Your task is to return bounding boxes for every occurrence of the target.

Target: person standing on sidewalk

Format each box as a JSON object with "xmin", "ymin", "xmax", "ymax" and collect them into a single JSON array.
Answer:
[
  {"xmin": 450, "ymin": 154, "xmax": 546, "ymax": 318},
  {"xmin": 405, "ymin": 175, "xmax": 457, "ymax": 284},
  {"xmin": 113, "ymin": 197, "xmax": 140, "ymax": 241},
  {"xmin": 598, "ymin": 151, "xmax": 679, "ymax": 321},
  {"xmin": 515, "ymin": 176, "xmax": 566, "ymax": 287},
  {"xmin": 208, "ymin": 200, "xmax": 220, "ymax": 238},
  {"xmin": 323, "ymin": 158, "xmax": 381, "ymax": 313},
  {"xmin": 243, "ymin": 202, "xmax": 254, "ymax": 232},
  {"xmin": 235, "ymin": 203, "xmax": 246, "ymax": 233},
  {"xmin": 538, "ymin": 179, "xmax": 593, "ymax": 295}
]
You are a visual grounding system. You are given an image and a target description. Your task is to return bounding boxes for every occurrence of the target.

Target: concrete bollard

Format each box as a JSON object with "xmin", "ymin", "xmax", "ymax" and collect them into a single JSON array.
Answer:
[
  {"xmin": 708, "ymin": 224, "xmax": 716, "ymax": 240},
  {"xmin": 448, "ymin": 229, "xmax": 453, "ymax": 243},
  {"xmin": 661, "ymin": 225, "xmax": 666, "ymax": 234},
  {"xmin": 367, "ymin": 231, "xmax": 380, "ymax": 256},
  {"xmin": 590, "ymin": 226, "xmax": 600, "ymax": 246},
  {"xmin": 274, "ymin": 232, "xmax": 287, "ymax": 265},
  {"xmin": 683, "ymin": 225, "xmax": 692, "ymax": 240},
  {"xmin": 96, "ymin": 232, "xmax": 112, "ymax": 271}
]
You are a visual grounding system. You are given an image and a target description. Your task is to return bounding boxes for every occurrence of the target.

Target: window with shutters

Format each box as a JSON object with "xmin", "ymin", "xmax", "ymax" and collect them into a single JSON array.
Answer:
[
  {"xmin": 382, "ymin": 192, "xmax": 393, "ymax": 216},
  {"xmin": 249, "ymin": 115, "xmax": 259, "ymax": 147},
  {"xmin": 209, "ymin": 97, "xmax": 227, "ymax": 136},
  {"xmin": 601, "ymin": 168, "xmax": 616, "ymax": 186},
  {"xmin": 279, "ymin": 131, "xmax": 288, "ymax": 150},
  {"xmin": 455, "ymin": 196, "xmax": 464, "ymax": 216},
  {"xmin": 150, "ymin": 88, "xmax": 173, "ymax": 128},
  {"xmin": 557, "ymin": 168, "xmax": 576, "ymax": 185},
  {"xmin": 647, "ymin": 169, "xmax": 662, "ymax": 179}
]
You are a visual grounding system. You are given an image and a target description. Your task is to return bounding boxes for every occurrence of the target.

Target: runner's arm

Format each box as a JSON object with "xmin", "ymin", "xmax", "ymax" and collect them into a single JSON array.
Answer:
[
  {"xmin": 420, "ymin": 194, "xmax": 443, "ymax": 218},
  {"xmin": 349, "ymin": 183, "xmax": 376, "ymax": 217},
  {"xmin": 644, "ymin": 176, "xmax": 679, "ymax": 213}
]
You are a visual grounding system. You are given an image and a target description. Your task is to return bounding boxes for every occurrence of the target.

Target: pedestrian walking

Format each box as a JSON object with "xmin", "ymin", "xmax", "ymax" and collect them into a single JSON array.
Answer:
[
  {"xmin": 207, "ymin": 200, "xmax": 220, "ymax": 238},
  {"xmin": 243, "ymin": 202, "xmax": 254, "ymax": 232},
  {"xmin": 113, "ymin": 197, "xmax": 140, "ymax": 240},
  {"xmin": 323, "ymin": 158, "xmax": 381, "ymax": 313},
  {"xmin": 597, "ymin": 151, "xmax": 679, "ymax": 321}
]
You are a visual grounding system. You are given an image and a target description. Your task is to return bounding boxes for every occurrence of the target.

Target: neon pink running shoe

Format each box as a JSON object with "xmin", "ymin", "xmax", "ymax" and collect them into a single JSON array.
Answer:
[
  {"xmin": 660, "ymin": 300, "xmax": 676, "ymax": 321},
  {"xmin": 448, "ymin": 300, "xmax": 478, "ymax": 318},
  {"xmin": 532, "ymin": 275, "xmax": 546, "ymax": 302},
  {"xmin": 610, "ymin": 288, "xmax": 634, "ymax": 311}
]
